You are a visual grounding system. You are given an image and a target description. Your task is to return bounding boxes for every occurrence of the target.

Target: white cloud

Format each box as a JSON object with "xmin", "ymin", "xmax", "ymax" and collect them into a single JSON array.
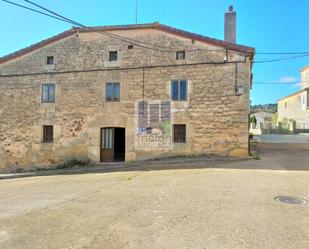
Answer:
[
  {"xmin": 278, "ymin": 76, "xmax": 298, "ymax": 83},
  {"xmin": 292, "ymin": 83, "xmax": 302, "ymax": 88}
]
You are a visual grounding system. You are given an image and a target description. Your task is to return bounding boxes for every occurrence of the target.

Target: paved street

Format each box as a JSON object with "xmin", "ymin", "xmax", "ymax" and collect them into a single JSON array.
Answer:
[
  {"xmin": 254, "ymin": 134, "xmax": 309, "ymax": 144},
  {"xmin": 0, "ymin": 143, "xmax": 308, "ymax": 249}
]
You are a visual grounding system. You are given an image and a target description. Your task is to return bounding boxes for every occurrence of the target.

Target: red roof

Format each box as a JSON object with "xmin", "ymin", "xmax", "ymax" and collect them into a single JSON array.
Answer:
[{"xmin": 0, "ymin": 22, "xmax": 255, "ymax": 65}]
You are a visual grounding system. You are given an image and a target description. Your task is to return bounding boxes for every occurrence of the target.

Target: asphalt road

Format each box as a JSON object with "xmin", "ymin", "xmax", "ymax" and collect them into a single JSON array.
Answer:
[{"xmin": 0, "ymin": 143, "xmax": 308, "ymax": 249}]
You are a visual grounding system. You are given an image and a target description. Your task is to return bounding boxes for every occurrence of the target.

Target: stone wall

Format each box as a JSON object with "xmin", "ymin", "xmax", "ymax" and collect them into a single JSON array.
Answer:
[{"xmin": 0, "ymin": 28, "xmax": 252, "ymax": 172}]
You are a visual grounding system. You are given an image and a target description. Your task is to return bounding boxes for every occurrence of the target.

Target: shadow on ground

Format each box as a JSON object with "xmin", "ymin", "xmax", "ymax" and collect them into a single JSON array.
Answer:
[{"xmin": 1, "ymin": 143, "xmax": 309, "ymax": 180}]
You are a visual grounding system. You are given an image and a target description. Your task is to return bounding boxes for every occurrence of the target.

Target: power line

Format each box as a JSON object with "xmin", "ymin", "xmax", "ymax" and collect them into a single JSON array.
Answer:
[
  {"xmin": 2, "ymin": 0, "xmax": 309, "ymax": 63},
  {"xmin": 19, "ymin": 1, "xmax": 309, "ymax": 57},
  {"xmin": 1, "ymin": 0, "xmax": 71, "ymax": 22},
  {"xmin": 0, "ymin": 60, "xmax": 245, "ymax": 78},
  {"xmin": 22, "ymin": 0, "xmax": 194, "ymax": 53},
  {"xmin": 253, "ymin": 53, "xmax": 309, "ymax": 63},
  {"xmin": 255, "ymin": 51, "xmax": 309, "ymax": 55},
  {"xmin": 2, "ymin": 0, "xmax": 248, "ymax": 55},
  {"xmin": 253, "ymin": 80, "xmax": 309, "ymax": 85}
]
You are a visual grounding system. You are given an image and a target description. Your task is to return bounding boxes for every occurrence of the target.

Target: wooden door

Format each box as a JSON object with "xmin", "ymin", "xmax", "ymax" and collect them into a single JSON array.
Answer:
[{"xmin": 100, "ymin": 128, "xmax": 114, "ymax": 162}]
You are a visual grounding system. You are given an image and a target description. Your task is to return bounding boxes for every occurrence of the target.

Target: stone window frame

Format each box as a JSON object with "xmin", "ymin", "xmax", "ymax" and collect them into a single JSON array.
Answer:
[
  {"xmin": 176, "ymin": 50, "xmax": 186, "ymax": 60},
  {"xmin": 173, "ymin": 124, "xmax": 186, "ymax": 143},
  {"xmin": 41, "ymin": 83, "xmax": 56, "ymax": 103},
  {"xmin": 109, "ymin": 51, "xmax": 118, "ymax": 61},
  {"xmin": 46, "ymin": 56, "xmax": 54, "ymax": 65},
  {"xmin": 171, "ymin": 79, "xmax": 187, "ymax": 101},
  {"xmin": 42, "ymin": 125, "xmax": 54, "ymax": 143},
  {"xmin": 105, "ymin": 82, "xmax": 120, "ymax": 102}
]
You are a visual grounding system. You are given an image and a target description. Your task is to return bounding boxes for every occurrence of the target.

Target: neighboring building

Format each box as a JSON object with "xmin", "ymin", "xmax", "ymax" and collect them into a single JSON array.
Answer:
[
  {"xmin": 0, "ymin": 7, "xmax": 255, "ymax": 171},
  {"xmin": 250, "ymin": 111, "xmax": 274, "ymax": 135},
  {"xmin": 278, "ymin": 66, "xmax": 309, "ymax": 130}
]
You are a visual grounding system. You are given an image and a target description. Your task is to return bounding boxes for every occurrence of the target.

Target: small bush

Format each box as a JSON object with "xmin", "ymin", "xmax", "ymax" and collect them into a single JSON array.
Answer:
[
  {"xmin": 56, "ymin": 158, "xmax": 91, "ymax": 169},
  {"xmin": 252, "ymin": 153, "xmax": 261, "ymax": 160}
]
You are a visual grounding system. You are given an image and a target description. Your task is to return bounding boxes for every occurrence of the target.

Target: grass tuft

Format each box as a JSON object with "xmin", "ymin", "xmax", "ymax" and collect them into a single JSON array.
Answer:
[{"xmin": 56, "ymin": 158, "xmax": 91, "ymax": 169}]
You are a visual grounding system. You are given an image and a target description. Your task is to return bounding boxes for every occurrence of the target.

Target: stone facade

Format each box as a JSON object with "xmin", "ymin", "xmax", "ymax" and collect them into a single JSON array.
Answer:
[
  {"xmin": 278, "ymin": 66, "xmax": 309, "ymax": 128},
  {"xmin": 0, "ymin": 24, "xmax": 254, "ymax": 172}
]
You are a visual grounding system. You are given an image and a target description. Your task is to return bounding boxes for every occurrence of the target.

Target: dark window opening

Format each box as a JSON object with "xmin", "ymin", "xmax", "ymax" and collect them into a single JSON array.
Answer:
[
  {"xmin": 176, "ymin": 50, "xmax": 185, "ymax": 60},
  {"xmin": 173, "ymin": 124, "xmax": 186, "ymax": 143},
  {"xmin": 109, "ymin": 51, "xmax": 118, "ymax": 61},
  {"xmin": 171, "ymin": 80, "xmax": 187, "ymax": 101},
  {"xmin": 43, "ymin": 125, "xmax": 53, "ymax": 143},
  {"xmin": 106, "ymin": 82, "xmax": 120, "ymax": 101},
  {"xmin": 42, "ymin": 83, "xmax": 55, "ymax": 103},
  {"xmin": 46, "ymin": 56, "xmax": 54, "ymax": 65},
  {"xmin": 128, "ymin": 45, "xmax": 134, "ymax": 49}
]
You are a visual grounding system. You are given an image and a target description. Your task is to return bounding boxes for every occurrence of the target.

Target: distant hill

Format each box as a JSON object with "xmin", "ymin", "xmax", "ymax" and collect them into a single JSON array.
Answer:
[{"xmin": 251, "ymin": 103, "xmax": 277, "ymax": 114}]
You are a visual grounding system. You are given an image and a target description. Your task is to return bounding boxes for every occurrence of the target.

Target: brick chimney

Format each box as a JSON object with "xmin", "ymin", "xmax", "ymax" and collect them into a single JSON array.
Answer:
[{"xmin": 224, "ymin": 5, "xmax": 236, "ymax": 43}]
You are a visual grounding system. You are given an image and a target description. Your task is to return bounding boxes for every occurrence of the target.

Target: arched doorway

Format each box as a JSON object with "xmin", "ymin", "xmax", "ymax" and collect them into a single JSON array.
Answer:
[{"xmin": 100, "ymin": 127, "xmax": 125, "ymax": 162}]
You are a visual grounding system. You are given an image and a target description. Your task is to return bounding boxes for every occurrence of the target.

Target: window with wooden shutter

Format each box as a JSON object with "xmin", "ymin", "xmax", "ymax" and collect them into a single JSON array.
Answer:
[
  {"xmin": 106, "ymin": 82, "xmax": 120, "ymax": 101},
  {"xmin": 171, "ymin": 80, "xmax": 187, "ymax": 101},
  {"xmin": 43, "ymin": 125, "xmax": 53, "ymax": 143},
  {"xmin": 42, "ymin": 83, "xmax": 55, "ymax": 103},
  {"xmin": 173, "ymin": 124, "xmax": 186, "ymax": 143}
]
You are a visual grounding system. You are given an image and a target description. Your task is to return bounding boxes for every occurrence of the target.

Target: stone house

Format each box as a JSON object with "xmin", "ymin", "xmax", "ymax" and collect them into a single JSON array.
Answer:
[
  {"xmin": 250, "ymin": 111, "xmax": 274, "ymax": 135},
  {"xmin": 278, "ymin": 65, "xmax": 309, "ymax": 130},
  {"xmin": 0, "ymin": 7, "xmax": 254, "ymax": 171}
]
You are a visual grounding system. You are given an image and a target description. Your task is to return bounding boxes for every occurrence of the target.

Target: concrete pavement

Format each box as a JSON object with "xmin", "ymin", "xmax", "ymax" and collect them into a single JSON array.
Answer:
[
  {"xmin": 0, "ymin": 143, "xmax": 308, "ymax": 249},
  {"xmin": 254, "ymin": 134, "xmax": 309, "ymax": 143}
]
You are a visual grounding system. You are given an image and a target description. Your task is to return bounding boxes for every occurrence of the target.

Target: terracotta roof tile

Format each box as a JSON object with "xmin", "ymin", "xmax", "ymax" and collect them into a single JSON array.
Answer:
[{"xmin": 0, "ymin": 22, "xmax": 255, "ymax": 65}]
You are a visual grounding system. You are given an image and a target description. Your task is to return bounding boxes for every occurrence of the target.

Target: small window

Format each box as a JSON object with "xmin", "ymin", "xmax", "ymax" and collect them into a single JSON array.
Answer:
[
  {"xmin": 176, "ymin": 51, "xmax": 185, "ymax": 60},
  {"xmin": 43, "ymin": 125, "xmax": 53, "ymax": 143},
  {"xmin": 171, "ymin": 80, "xmax": 187, "ymax": 101},
  {"xmin": 285, "ymin": 102, "xmax": 287, "ymax": 108},
  {"xmin": 173, "ymin": 124, "xmax": 186, "ymax": 143},
  {"xmin": 109, "ymin": 51, "xmax": 118, "ymax": 61},
  {"xmin": 42, "ymin": 83, "xmax": 55, "ymax": 103},
  {"xmin": 128, "ymin": 45, "xmax": 134, "ymax": 49},
  {"xmin": 106, "ymin": 82, "xmax": 120, "ymax": 101},
  {"xmin": 46, "ymin": 56, "xmax": 54, "ymax": 65}
]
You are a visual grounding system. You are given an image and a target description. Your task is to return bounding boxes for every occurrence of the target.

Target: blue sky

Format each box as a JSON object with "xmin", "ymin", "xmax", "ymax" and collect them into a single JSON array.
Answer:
[{"xmin": 1, "ymin": 0, "xmax": 308, "ymax": 105}]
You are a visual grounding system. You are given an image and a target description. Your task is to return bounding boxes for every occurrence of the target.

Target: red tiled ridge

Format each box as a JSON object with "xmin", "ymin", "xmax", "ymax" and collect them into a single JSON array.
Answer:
[{"xmin": 0, "ymin": 22, "xmax": 255, "ymax": 65}]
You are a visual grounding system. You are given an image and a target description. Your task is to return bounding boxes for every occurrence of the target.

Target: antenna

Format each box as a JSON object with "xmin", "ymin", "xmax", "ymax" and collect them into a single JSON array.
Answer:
[{"xmin": 135, "ymin": 0, "xmax": 138, "ymax": 24}]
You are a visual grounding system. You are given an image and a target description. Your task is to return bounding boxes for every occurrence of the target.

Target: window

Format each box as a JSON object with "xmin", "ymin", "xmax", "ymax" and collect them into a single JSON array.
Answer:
[
  {"xmin": 102, "ymin": 128, "xmax": 112, "ymax": 149},
  {"xmin": 128, "ymin": 45, "xmax": 134, "ymax": 49},
  {"xmin": 42, "ymin": 83, "xmax": 55, "ymax": 103},
  {"xmin": 46, "ymin": 56, "xmax": 54, "ymax": 65},
  {"xmin": 43, "ymin": 125, "xmax": 53, "ymax": 143},
  {"xmin": 285, "ymin": 102, "xmax": 287, "ymax": 108},
  {"xmin": 106, "ymin": 82, "xmax": 120, "ymax": 101},
  {"xmin": 176, "ymin": 51, "xmax": 185, "ymax": 60},
  {"xmin": 173, "ymin": 124, "xmax": 186, "ymax": 143},
  {"xmin": 109, "ymin": 51, "xmax": 118, "ymax": 61},
  {"xmin": 171, "ymin": 80, "xmax": 187, "ymax": 101}
]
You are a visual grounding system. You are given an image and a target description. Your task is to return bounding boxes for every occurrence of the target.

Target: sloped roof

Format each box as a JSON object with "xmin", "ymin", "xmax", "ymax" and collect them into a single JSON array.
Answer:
[
  {"xmin": 0, "ymin": 22, "xmax": 255, "ymax": 65},
  {"xmin": 300, "ymin": 65, "xmax": 309, "ymax": 72},
  {"xmin": 278, "ymin": 87, "xmax": 309, "ymax": 102}
]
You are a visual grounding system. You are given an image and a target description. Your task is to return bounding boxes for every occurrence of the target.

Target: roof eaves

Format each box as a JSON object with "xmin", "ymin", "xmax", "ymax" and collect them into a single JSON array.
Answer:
[
  {"xmin": 277, "ymin": 87, "xmax": 309, "ymax": 102},
  {"xmin": 0, "ymin": 22, "xmax": 255, "ymax": 65},
  {"xmin": 0, "ymin": 28, "xmax": 76, "ymax": 65}
]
